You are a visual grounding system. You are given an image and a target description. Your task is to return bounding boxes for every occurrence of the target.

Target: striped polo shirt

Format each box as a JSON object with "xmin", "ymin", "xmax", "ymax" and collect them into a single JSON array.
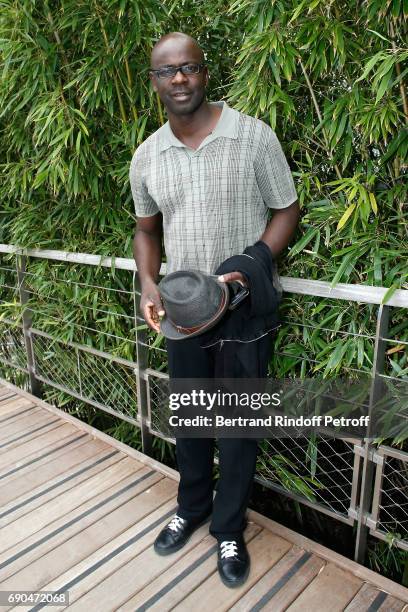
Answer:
[{"xmin": 129, "ymin": 101, "xmax": 297, "ymax": 281}]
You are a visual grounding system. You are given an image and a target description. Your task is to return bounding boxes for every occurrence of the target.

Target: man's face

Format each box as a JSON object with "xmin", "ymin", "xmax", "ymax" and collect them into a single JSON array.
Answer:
[{"xmin": 150, "ymin": 39, "xmax": 208, "ymax": 116}]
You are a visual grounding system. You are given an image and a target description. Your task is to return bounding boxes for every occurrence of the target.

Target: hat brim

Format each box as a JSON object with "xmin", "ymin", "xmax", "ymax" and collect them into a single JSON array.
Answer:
[{"xmin": 160, "ymin": 279, "xmax": 229, "ymax": 341}]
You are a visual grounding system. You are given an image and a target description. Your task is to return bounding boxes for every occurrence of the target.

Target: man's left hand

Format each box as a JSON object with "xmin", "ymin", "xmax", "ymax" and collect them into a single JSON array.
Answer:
[{"xmin": 217, "ymin": 271, "xmax": 248, "ymax": 287}]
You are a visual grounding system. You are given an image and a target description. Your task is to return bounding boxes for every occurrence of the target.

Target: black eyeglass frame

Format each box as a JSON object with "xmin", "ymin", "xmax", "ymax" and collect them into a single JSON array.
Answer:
[{"xmin": 149, "ymin": 63, "xmax": 206, "ymax": 79}]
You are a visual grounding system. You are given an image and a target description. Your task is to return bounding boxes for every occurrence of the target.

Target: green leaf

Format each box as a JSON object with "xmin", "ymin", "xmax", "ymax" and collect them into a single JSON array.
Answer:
[
  {"xmin": 380, "ymin": 129, "xmax": 408, "ymax": 164},
  {"xmin": 76, "ymin": 131, "xmax": 82, "ymax": 155},
  {"xmin": 375, "ymin": 69, "xmax": 393, "ymax": 104},
  {"xmin": 367, "ymin": 29, "xmax": 390, "ymax": 43},
  {"xmin": 324, "ymin": 341, "xmax": 350, "ymax": 373},
  {"xmin": 330, "ymin": 252, "xmax": 355, "ymax": 287},
  {"xmin": 369, "ymin": 192, "xmax": 378, "ymax": 214},
  {"xmin": 381, "ymin": 284, "xmax": 398, "ymax": 305},
  {"xmin": 355, "ymin": 52, "xmax": 384, "ymax": 83},
  {"xmin": 289, "ymin": 228, "xmax": 318, "ymax": 258},
  {"xmin": 268, "ymin": 57, "xmax": 281, "ymax": 86},
  {"xmin": 337, "ymin": 203, "xmax": 356, "ymax": 230}
]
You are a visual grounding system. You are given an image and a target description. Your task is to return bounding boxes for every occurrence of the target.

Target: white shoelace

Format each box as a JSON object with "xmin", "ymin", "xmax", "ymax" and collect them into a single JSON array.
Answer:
[
  {"xmin": 167, "ymin": 515, "xmax": 186, "ymax": 532},
  {"xmin": 220, "ymin": 540, "xmax": 238, "ymax": 559}
]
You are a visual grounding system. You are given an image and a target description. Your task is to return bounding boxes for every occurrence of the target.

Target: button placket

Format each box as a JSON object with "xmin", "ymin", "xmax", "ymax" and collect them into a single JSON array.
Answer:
[{"xmin": 191, "ymin": 151, "xmax": 206, "ymax": 263}]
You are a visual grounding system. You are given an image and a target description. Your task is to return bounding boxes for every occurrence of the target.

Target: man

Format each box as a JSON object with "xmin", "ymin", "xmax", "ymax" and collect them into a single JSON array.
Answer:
[{"xmin": 130, "ymin": 32, "xmax": 299, "ymax": 587}]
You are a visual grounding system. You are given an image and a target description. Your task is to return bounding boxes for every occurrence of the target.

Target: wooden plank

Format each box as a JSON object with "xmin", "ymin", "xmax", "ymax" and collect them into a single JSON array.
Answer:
[
  {"xmin": 0, "ymin": 395, "xmax": 19, "ymax": 407},
  {"xmin": 229, "ymin": 547, "xmax": 325, "ymax": 612},
  {"xmin": 0, "ymin": 432, "xmax": 94, "ymax": 487},
  {"xmin": 0, "ymin": 389, "xmax": 17, "ymax": 400},
  {"xmin": 1, "ymin": 470, "xmax": 169, "ymax": 593},
  {"xmin": 0, "ymin": 409, "xmax": 58, "ymax": 444},
  {"xmin": 0, "ymin": 418, "xmax": 69, "ymax": 455},
  {"xmin": 0, "ymin": 471, "xmax": 171, "ymax": 583},
  {"xmin": 0, "ymin": 383, "xmax": 14, "ymax": 392},
  {"xmin": 0, "ymin": 418, "xmax": 68, "ymax": 454},
  {"xmin": 378, "ymin": 595, "xmax": 407, "ymax": 611},
  {"xmin": 0, "ymin": 443, "xmax": 117, "ymax": 520},
  {"xmin": 0, "ymin": 405, "xmax": 36, "ymax": 424},
  {"xmin": 0, "ymin": 398, "xmax": 17, "ymax": 408},
  {"xmin": 0, "ymin": 379, "xmax": 180, "ymax": 482},
  {"xmin": 249, "ymin": 509, "xmax": 408, "ymax": 603},
  {"xmin": 0, "ymin": 406, "xmax": 43, "ymax": 435},
  {"xmin": 0, "ymin": 455, "xmax": 143, "ymax": 553},
  {"xmin": 345, "ymin": 583, "xmax": 386, "ymax": 611},
  {"xmin": 0, "ymin": 422, "xmax": 82, "ymax": 472},
  {"xmin": 168, "ymin": 529, "xmax": 291, "ymax": 612},
  {"xmin": 261, "ymin": 555, "xmax": 326, "ymax": 611},
  {"xmin": 286, "ymin": 563, "xmax": 362, "ymax": 612},
  {"xmin": 0, "ymin": 396, "xmax": 34, "ymax": 409},
  {"xmin": 345, "ymin": 583, "xmax": 405, "ymax": 612},
  {"xmin": 0, "ymin": 398, "xmax": 35, "ymax": 418},
  {"xmin": 0, "ymin": 392, "xmax": 14, "ymax": 401},
  {"xmin": 39, "ymin": 505, "xmax": 217, "ymax": 612},
  {"xmin": 121, "ymin": 523, "xmax": 263, "ymax": 612}
]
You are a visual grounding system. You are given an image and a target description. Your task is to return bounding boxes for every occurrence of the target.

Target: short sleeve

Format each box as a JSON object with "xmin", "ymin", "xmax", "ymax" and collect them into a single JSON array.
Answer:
[
  {"xmin": 129, "ymin": 146, "xmax": 159, "ymax": 217},
  {"xmin": 254, "ymin": 127, "xmax": 298, "ymax": 209}
]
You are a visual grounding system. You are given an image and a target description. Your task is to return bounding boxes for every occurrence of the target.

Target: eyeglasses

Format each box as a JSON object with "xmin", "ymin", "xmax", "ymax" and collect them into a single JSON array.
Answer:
[{"xmin": 149, "ymin": 63, "xmax": 205, "ymax": 79}]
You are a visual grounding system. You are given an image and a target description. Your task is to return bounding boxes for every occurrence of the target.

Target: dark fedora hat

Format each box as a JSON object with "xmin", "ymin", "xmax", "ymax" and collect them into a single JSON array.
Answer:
[{"xmin": 158, "ymin": 270, "xmax": 229, "ymax": 340}]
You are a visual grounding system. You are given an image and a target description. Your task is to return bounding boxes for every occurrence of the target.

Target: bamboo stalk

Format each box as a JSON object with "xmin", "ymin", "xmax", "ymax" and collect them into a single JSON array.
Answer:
[
  {"xmin": 124, "ymin": 56, "xmax": 138, "ymax": 123},
  {"xmin": 299, "ymin": 59, "xmax": 342, "ymax": 180},
  {"xmin": 389, "ymin": 21, "xmax": 408, "ymax": 123},
  {"xmin": 120, "ymin": 32, "xmax": 138, "ymax": 123},
  {"xmin": 156, "ymin": 92, "xmax": 164, "ymax": 125},
  {"xmin": 43, "ymin": 0, "xmax": 74, "ymax": 124},
  {"xmin": 44, "ymin": 4, "xmax": 69, "ymax": 69},
  {"xmin": 94, "ymin": 1, "xmax": 127, "ymax": 124}
]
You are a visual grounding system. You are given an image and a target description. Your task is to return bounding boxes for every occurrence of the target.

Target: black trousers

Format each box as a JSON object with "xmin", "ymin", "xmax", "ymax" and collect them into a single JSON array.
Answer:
[{"xmin": 166, "ymin": 332, "xmax": 274, "ymax": 541}]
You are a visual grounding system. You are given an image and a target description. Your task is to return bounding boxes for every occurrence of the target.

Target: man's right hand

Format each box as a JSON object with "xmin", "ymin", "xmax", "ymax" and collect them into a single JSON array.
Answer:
[{"xmin": 140, "ymin": 282, "xmax": 165, "ymax": 333}]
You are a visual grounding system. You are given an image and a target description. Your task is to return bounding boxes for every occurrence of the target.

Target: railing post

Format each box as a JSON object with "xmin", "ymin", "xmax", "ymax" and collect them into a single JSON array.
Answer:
[
  {"xmin": 354, "ymin": 304, "xmax": 389, "ymax": 563},
  {"xmin": 133, "ymin": 270, "xmax": 152, "ymax": 456},
  {"xmin": 15, "ymin": 253, "xmax": 43, "ymax": 398}
]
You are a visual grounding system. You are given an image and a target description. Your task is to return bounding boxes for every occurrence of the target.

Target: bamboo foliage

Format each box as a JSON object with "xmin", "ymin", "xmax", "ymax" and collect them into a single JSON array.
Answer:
[
  {"xmin": 0, "ymin": 0, "xmax": 169, "ymax": 249},
  {"xmin": 0, "ymin": 1, "xmax": 407, "ymax": 425},
  {"xmin": 227, "ymin": 0, "xmax": 407, "ymax": 234}
]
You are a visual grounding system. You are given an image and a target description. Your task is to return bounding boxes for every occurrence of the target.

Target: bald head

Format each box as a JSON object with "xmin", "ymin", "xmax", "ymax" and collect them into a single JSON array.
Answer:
[
  {"xmin": 149, "ymin": 32, "xmax": 208, "ymax": 117},
  {"xmin": 151, "ymin": 32, "xmax": 204, "ymax": 67}
]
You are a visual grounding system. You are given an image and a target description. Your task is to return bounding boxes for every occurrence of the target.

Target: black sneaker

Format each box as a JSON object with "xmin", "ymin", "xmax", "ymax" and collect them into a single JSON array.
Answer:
[
  {"xmin": 217, "ymin": 537, "xmax": 250, "ymax": 588},
  {"xmin": 154, "ymin": 513, "xmax": 210, "ymax": 556}
]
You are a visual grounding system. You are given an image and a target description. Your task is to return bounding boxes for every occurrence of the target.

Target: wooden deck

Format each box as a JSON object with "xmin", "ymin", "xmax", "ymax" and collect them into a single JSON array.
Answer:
[{"xmin": 0, "ymin": 378, "xmax": 407, "ymax": 612}]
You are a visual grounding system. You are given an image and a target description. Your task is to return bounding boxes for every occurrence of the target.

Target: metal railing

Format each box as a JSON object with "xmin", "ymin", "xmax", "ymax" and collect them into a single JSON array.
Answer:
[{"xmin": 0, "ymin": 243, "xmax": 407, "ymax": 564}]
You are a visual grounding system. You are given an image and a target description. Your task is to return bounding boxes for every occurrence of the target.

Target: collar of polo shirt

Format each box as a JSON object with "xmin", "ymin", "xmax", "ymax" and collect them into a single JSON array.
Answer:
[{"xmin": 158, "ymin": 101, "xmax": 239, "ymax": 153}]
